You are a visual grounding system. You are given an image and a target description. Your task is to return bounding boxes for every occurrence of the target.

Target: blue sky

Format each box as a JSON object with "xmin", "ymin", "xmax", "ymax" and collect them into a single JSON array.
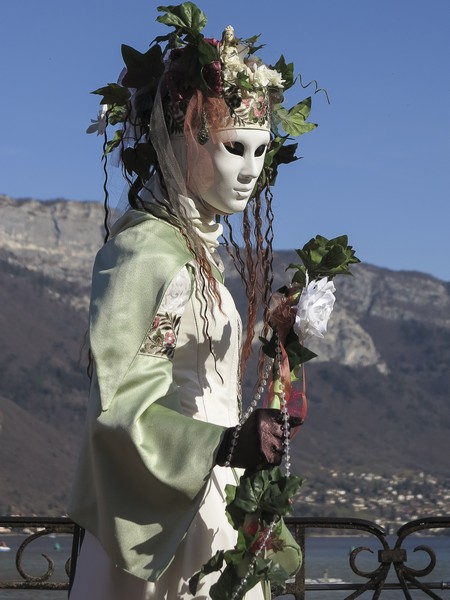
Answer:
[{"xmin": 2, "ymin": 1, "xmax": 449, "ymax": 280}]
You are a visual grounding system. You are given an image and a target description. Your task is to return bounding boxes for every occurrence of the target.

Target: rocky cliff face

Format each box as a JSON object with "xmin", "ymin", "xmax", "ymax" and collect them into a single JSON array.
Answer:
[
  {"xmin": 0, "ymin": 195, "xmax": 105, "ymax": 310},
  {"xmin": 1, "ymin": 194, "xmax": 449, "ymax": 515}
]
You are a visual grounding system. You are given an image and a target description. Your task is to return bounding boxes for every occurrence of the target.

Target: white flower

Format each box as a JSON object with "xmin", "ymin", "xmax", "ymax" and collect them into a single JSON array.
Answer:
[
  {"xmin": 249, "ymin": 64, "xmax": 284, "ymax": 89},
  {"xmin": 266, "ymin": 68, "xmax": 284, "ymax": 88},
  {"xmin": 294, "ymin": 276, "xmax": 336, "ymax": 341},
  {"xmin": 222, "ymin": 63, "xmax": 249, "ymax": 87},
  {"xmin": 249, "ymin": 64, "xmax": 271, "ymax": 88},
  {"xmin": 86, "ymin": 104, "xmax": 108, "ymax": 135}
]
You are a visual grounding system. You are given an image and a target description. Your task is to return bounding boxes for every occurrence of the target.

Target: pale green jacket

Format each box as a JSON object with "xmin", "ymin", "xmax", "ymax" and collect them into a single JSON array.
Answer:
[{"xmin": 68, "ymin": 210, "xmax": 228, "ymax": 582}]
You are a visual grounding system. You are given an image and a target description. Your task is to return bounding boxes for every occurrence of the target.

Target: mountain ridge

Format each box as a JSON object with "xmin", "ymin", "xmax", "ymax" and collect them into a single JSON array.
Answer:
[{"xmin": 0, "ymin": 194, "xmax": 449, "ymax": 517}]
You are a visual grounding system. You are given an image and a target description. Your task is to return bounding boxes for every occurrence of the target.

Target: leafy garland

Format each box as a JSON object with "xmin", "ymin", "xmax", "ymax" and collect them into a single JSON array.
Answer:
[
  {"xmin": 87, "ymin": 2, "xmax": 318, "ymax": 194},
  {"xmin": 190, "ymin": 467, "xmax": 302, "ymax": 600},
  {"xmin": 190, "ymin": 235, "xmax": 360, "ymax": 599}
]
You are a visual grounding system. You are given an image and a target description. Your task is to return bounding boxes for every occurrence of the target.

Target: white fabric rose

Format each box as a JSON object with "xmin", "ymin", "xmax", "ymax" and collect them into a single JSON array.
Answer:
[
  {"xmin": 249, "ymin": 64, "xmax": 284, "ymax": 89},
  {"xmin": 266, "ymin": 69, "xmax": 284, "ymax": 88},
  {"xmin": 294, "ymin": 276, "xmax": 336, "ymax": 341},
  {"xmin": 250, "ymin": 64, "xmax": 271, "ymax": 88}
]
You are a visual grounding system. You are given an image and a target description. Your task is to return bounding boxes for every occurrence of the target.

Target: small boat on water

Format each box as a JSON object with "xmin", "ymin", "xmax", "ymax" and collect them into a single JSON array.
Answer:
[{"xmin": 0, "ymin": 541, "xmax": 11, "ymax": 552}]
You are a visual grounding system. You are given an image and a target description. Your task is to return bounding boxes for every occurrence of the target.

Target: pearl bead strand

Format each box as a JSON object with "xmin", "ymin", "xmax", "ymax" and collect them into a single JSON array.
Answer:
[{"xmin": 226, "ymin": 331, "xmax": 293, "ymax": 598}]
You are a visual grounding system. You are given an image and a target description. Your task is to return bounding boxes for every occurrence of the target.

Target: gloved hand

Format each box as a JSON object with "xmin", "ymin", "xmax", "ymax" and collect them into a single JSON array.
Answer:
[{"xmin": 216, "ymin": 408, "xmax": 303, "ymax": 469}]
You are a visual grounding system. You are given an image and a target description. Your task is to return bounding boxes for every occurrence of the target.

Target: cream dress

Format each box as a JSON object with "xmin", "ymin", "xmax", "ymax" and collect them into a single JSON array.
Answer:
[{"xmin": 70, "ymin": 202, "xmax": 265, "ymax": 599}]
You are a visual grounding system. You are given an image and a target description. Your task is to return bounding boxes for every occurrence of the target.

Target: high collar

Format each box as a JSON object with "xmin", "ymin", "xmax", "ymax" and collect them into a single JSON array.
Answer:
[{"xmin": 139, "ymin": 176, "xmax": 224, "ymax": 255}]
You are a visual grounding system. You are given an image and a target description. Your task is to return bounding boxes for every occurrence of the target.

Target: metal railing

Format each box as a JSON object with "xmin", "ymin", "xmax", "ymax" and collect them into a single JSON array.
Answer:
[{"xmin": 1, "ymin": 515, "xmax": 450, "ymax": 597}]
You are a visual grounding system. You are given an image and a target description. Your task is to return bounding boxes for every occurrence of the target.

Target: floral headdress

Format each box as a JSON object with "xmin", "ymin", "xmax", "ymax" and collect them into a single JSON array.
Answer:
[{"xmin": 88, "ymin": 1, "xmax": 318, "ymax": 195}]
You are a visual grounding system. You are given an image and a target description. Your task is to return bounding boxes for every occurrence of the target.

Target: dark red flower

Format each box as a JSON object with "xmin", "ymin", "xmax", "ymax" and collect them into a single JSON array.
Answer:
[
  {"xmin": 204, "ymin": 37, "xmax": 219, "ymax": 47},
  {"xmin": 203, "ymin": 60, "xmax": 223, "ymax": 96}
]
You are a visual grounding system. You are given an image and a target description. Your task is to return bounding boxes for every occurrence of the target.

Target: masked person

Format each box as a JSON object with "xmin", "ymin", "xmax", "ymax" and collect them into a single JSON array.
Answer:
[{"xmin": 69, "ymin": 4, "xmax": 315, "ymax": 598}]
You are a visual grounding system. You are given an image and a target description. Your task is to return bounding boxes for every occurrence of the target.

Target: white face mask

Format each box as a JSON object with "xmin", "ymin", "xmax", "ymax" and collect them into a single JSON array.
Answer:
[{"xmin": 187, "ymin": 128, "xmax": 271, "ymax": 215}]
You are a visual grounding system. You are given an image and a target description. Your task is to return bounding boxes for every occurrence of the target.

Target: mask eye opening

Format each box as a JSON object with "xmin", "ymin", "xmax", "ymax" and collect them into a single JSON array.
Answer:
[
  {"xmin": 254, "ymin": 144, "xmax": 267, "ymax": 157},
  {"xmin": 223, "ymin": 142, "xmax": 244, "ymax": 156}
]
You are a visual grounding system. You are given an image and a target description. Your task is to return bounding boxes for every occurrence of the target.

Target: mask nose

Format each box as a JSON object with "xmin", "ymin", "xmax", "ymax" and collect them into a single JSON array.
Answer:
[{"xmin": 239, "ymin": 155, "xmax": 263, "ymax": 182}]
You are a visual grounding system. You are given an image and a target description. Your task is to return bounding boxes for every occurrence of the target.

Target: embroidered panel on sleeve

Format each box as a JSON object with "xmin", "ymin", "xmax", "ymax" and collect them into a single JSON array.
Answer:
[{"xmin": 139, "ymin": 266, "xmax": 191, "ymax": 359}]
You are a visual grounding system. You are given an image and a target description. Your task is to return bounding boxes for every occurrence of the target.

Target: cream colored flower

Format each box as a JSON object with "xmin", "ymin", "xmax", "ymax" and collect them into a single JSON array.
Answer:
[
  {"xmin": 294, "ymin": 276, "xmax": 336, "ymax": 340},
  {"xmin": 250, "ymin": 64, "xmax": 271, "ymax": 88},
  {"xmin": 249, "ymin": 64, "xmax": 284, "ymax": 89},
  {"xmin": 266, "ymin": 68, "xmax": 284, "ymax": 88},
  {"xmin": 222, "ymin": 63, "xmax": 249, "ymax": 87}
]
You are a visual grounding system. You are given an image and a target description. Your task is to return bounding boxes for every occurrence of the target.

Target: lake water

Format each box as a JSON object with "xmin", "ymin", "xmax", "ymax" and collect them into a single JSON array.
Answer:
[{"xmin": 0, "ymin": 534, "xmax": 449, "ymax": 599}]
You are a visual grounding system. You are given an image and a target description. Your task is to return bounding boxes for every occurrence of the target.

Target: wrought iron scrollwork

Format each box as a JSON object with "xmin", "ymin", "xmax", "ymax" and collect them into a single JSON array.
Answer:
[
  {"xmin": 1, "ymin": 515, "xmax": 450, "ymax": 596},
  {"xmin": 277, "ymin": 516, "xmax": 450, "ymax": 599},
  {"xmin": 15, "ymin": 528, "xmax": 55, "ymax": 583},
  {"xmin": 391, "ymin": 518, "xmax": 449, "ymax": 600},
  {"xmin": 0, "ymin": 517, "xmax": 74, "ymax": 590}
]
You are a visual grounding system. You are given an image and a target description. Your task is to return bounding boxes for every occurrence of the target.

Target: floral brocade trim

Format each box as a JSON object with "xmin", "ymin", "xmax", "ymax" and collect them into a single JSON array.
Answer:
[{"xmin": 139, "ymin": 312, "xmax": 181, "ymax": 360}]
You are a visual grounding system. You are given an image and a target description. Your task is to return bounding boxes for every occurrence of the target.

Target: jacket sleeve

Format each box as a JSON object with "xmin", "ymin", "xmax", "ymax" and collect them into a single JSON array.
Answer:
[{"xmin": 69, "ymin": 216, "xmax": 228, "ymax": 582}]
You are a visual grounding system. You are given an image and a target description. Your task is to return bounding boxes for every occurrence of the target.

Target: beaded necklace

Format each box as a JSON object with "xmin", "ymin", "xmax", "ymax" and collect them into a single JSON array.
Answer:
[{"xmin": 224, "ymin": 331, "xmax": 292, "ymax": 599}]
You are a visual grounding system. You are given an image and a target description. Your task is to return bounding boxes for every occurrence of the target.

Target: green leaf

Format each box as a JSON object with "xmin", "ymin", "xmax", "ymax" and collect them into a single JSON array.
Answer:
[
  {"xmin": 275, "ymin": 143, "xmax": 299, "ymax": 165},
  {"xmin": 264, "ymin": 135, "xmax": 286, "ymax": 167},
  {"xmin": 189, "ymin": 550, "xmax": 224, "ymax": 595},
  {"xmin": 294, "ymin": 234, "xmax": 360, "ymax": 279},
  {"xmin": 261, "ymin": 334, "xmax": 277, "ymax": 359},
  {"xmin": 273, "ymin": 54, "xmax": 294, "ymax": 90},
  {"xmin": 291, "ymin": 266, "xmax": 307, "ymax": 287},
  {"xmin": 265, "ymin": 558, "xmax": 291, "ymax": 584},
  {"xmin": 277, "ymin": 98, "xmax": 318, "ymax": 137},
  {"xmin": 156, "ymin": 3, "xmax": 207, "ymax": 38},
  {"xmin": 197, "ymin": 38, "xmax": 219, "ymax": 64},
  {"xmin": 236, "ymin": 70, "xmax": 253, "ymax": 91},
  {"xmin": 121, "ymin": 44, "xmax": 164, "ymax": 90},
  {"xmin": 121, "ymin": 143, "xmax": 157, "ymax": 179},
  {"xmin": 209, "ymin": 561, "xmax": 259, "ymax": 600},
  {"xmin": 106, "ymin": 105, "xmax": 127, "ymax": 126},
  {"xmin": 92, "ymin": 83, "xmax": 130, "ymax": 106},
  {"xmin": 240, "ymin": 34, "xmax": 264, "ymax": 55},
  {"xmin": 104, "ymin": 129, "xmax": 124, "ymax": 155},
  {"xmin": 171, "ymin": 43, "xmax": 206, "ymax": 91},
  {"xmin": 226, "ymin": 468, "xmax": 303, "ymax": 531},
  {"xmin": 285, "ymin": 337, "xmax": 318, "ymax": 368}
]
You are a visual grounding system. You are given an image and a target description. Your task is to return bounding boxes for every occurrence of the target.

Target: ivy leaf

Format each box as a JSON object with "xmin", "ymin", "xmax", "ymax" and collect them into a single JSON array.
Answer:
[
  {"xmin": 189, "ymin": 550, "xmax": 224, "ymax": 594},
  {"xmin": 262, "ymin": 136, "xmax": 299, "ymax": 188},
  {"xmin": 290, "ymin": 265, "xmax": 307, "ymax": 286},
  {"xmin": 92, "ymin": 83, "xmax": 130, "ymax": 106},
  {"xmin": 156, "ymin": 2, "xmax": 207, "ymax": 39},
  {"xmin": 236, "ymin": 70, "xmax": 253, "ymax": 91},
  {"xmin": 226, "ymin": 468, "xmax": 302, "ymax": 529},
  {"xmin": 285, "ymin": 336, "xmax": 318, "ymax": 370},
  {"xmin": 273, "ymin": 54, "xmax": 294, "ymax": 91},
  {"xmin": 264, "ymin": 135, "xmax": 286, "ymax": 167},
  {"xmin": 275, "ymin": 142, "xmax": 299, "ymax": 165},
  {"xmin": 107, "ymin": 105, "xmax": 127, "ymax": 126},
  {"xmin": 240, "ymin": 34, "xmax": 264, "ymax": 55},
  {"xmin": 104, "ymin": 129, "xmax": 123, "ymax": 155},
  {"xmin": 121, "ymin": 44, "xmax": 164, "ymax": 90},
  {"xmin": 260, "ymin": 334, "xmax": 277, "ymax": 359},
  {"xmin": 264, "ymin": 558, "xmax": 291, "ymax": 584},
  {"xmin": 255, "ymin": 470, "xmax": 303, "ymax": 523},
  {"xmin": 295, "ymin": 234, "xmax": 361, "ymax": 278},
  {"xmin": 209, "ymin": 561, "xmax": 259, "ymax": 600},
  {"xmin": 121, "ymin": 143, "xmax": 157, "ymax": 179},
  {"xmin": 277, "ymin": 98, "xmax": 317, "ymax": 137},
  {"xmin": 197, "ymin": 38, "xmax": 219, "ymax": 64}
]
